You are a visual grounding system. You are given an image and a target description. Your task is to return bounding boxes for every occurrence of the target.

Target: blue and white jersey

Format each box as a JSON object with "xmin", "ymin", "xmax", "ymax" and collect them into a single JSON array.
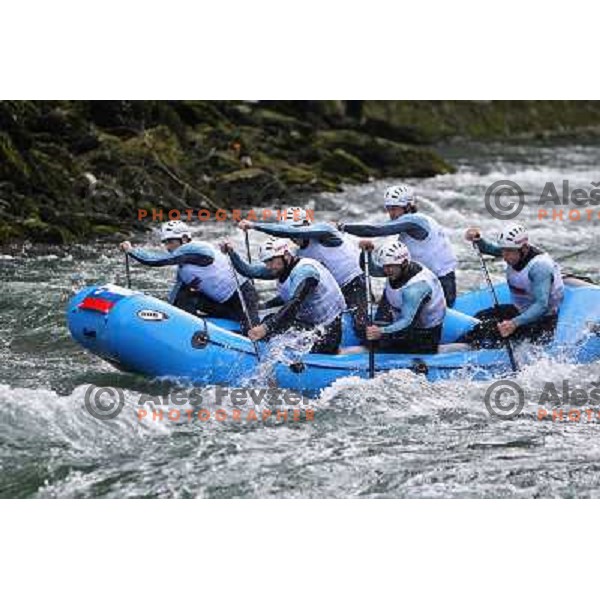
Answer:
[
  {"xmin": 396, "ymin": 214, "xmax": 457, "ymax": 277},
  {"xmin": 278, "ymin": 258, "xmax": 346, "ymax": 326},
  {"xmin": 383, "ymin": 265, "xmax": 446, "ymax": 332},
  {"xmin": 343, "ymin": 213, "xmax": 457, "ymax": 277},
  {"xmin": 298, "ymin": 237, "xmax": 362, "ymax": 288},
  {"xmin": 475, "ymin": 239, "xmax": 565, "ymax": 327},
  {"xmin": 506, "ymin": 253, "xmax": 564, "ymax": 322},
  {"xmin": 253, "ymin": 222, "xmax": 363, "ymax": 287},
  {"xmin": 129, "ymin": 241, "xmax": 245, "ymax": 304}
]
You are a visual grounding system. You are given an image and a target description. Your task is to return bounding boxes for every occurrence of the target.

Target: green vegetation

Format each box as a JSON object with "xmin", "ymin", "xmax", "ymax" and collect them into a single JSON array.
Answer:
[{"xmin": 2, "ymin": 100, "xmax": 600, "ymax": 246}]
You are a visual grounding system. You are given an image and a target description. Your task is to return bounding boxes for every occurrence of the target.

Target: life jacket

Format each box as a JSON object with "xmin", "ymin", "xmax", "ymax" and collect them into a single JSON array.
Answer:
[
  {"xmin": 177, "ymin": 243, "xmax": 243, "ymax": 303},
  {"xmin": 384, "ymin": 263, "xmax": 446, "ymax": 329},
  {"xmin": 396, "ymin": 214, "xmax": 457, "ymax": 277},
  {"xmin": 506, "ymin": 250, "xmax": 564, "ymax": 314},
  {"xmin": 278, "ymin": 257, "xmax": 346, "ymax": 325},
  {"xmin": 297, "ymin": 236, "xmax": 362, "ymax": 288}
]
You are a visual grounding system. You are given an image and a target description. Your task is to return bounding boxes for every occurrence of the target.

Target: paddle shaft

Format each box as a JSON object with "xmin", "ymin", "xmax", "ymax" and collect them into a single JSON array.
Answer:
[
  {"xmin": 244, "ymin": 230, "xmax": 252, "ymax": 263},
  {"xmin": 228, "ymin": 254, "xmax": 261, "ymax": 360},
  {"xmin": 125, "ymin": 254, "xmax": 132, "ymax": 288},
  {"xmin": 243, "ymin": 229, "xmax": 256, "ymax": 286},
  {"xmin": 363, "ymin": 249, "xmax": 375, "ymax": 378},
  {"xmin": 472, "ymin": 242, "xmax": 518, "ymax": 371}
]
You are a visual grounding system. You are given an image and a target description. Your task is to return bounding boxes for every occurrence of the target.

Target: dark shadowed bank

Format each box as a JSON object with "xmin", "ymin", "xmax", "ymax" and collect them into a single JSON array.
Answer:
[{"xmin": 2, "ymin": 100, "xmax": 600, "ymax": 247}]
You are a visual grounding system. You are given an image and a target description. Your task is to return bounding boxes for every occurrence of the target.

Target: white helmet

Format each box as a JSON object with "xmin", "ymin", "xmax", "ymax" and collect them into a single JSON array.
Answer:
[
  {"xmin": 496, "ymin": 223, "xmax": 528, "ymax": 249},
  {"xmin": 160, "ymin": 220, "xmax": 191, "ymax": 242},
  {"xmin": 259, "ymin": 237, "xmax": 291, "ymax": 262},
  {"xmin": 282, "ymin": 207, "xmax": 309, "ymax": 226},
  {"xmin": 375, "ymin": 240, "xmax": 411, "ymax": 267},
  {"xmin": 384, "ymin": 185, "xmax": 414, "ymax": 208}
]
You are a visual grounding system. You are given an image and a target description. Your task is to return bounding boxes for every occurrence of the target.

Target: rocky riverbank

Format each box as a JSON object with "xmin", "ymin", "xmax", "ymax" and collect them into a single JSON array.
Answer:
[{"xmin": 2, "ymin": 100, "xmax": 600, "ymax": 246}]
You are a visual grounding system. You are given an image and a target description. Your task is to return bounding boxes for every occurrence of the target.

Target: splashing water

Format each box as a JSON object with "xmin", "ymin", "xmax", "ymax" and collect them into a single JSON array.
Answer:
[{"xmin": 2, "ymin": 139, "xmax": 600, "ymax": 498}]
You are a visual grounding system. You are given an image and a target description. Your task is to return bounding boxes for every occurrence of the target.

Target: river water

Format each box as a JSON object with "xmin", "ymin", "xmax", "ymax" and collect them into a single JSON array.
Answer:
[{"xmin": 2, "ymin": 140, "xmax": 600, "ymax": 498}]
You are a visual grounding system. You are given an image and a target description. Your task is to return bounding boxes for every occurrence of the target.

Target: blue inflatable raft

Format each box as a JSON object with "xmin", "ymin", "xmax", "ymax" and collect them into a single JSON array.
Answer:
[{"xmin": 67, "ymin": 279, "xmax": 600, "ymax": 396}]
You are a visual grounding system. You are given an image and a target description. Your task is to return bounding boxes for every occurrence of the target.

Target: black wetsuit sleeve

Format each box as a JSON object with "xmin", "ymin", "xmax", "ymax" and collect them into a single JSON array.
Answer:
[
  {"xmin": 342, "ymin": 218, "xmax": 428, "ymax": 240},
  {"xmin": 229, "ymin": 250, "xmax": 275, "ymax": 279},
  {"xmin": 474, "ymin": 238, "xmax": 503, "ymax": 258},
  {"xmin": 374, "ymin": 293, "xmax": 392, "ymax": 324},
  {"xmin": 264, "ymin": 277, "xmax": 318, "ymax": 334},
  {"xmin": 254, "ymin": 223, "xmax": 343, "ymax": 247},
  {"xmin": 261, "ymin": 295, "xmax": 285, "ymax": 310},
  {"xmin": 129, "ymin": 247, "xmax": 214, "ymax": 267}
]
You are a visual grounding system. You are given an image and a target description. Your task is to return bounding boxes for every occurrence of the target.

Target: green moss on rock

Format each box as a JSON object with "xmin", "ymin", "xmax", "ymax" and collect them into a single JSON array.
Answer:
[
  {"xmin": 20, "ymin": 217, "xmax": 72, "ymax": 244},
  {"xmin": 0, "ymin": 223, "xmax": 21, "ymax": 245},
  {"xmin": 215, "ymin": 168, "xmax": 285, "ymax": 205},
  {"xmin": 278, "ymin": 165, "xmax": 318, "ymax": 186},
  {"xmin": 363, "ymin": 100, "xmax": 600, "ymax": 141},
  {"xmin": 90, "ymin": 224, "xmax": 122, "ymax": 237},
  {"xmin": 316, "ymin": 129, "xmax": 455, "ymax": 177},
  {"xmin": 0, "ymin": 131, "xmax": 31, "ymax": 183},
  {"xmin": 320, "ymin": 149, "xmax": 372, "ymax": 182},
  {"xmin": 5, "ymin": 100, "xmax": 600, "ymax": 247}
]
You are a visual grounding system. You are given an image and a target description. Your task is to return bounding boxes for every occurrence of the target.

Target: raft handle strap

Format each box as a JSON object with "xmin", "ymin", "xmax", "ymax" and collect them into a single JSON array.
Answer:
[{"xmin": 191, "ymin": 320, "xmax": 210, "ymax": 349}]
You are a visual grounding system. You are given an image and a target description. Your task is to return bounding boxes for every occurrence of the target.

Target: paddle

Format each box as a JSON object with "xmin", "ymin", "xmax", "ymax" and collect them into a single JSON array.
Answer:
[
  {"xmin": 472, "ymin": 242, "xmax": 519, "ymax": 371},
  {"xmin": 244, "ymin": 230, "xmax": 252, "ymax": 263},
  {"xmin": 125, "ymin": 253, "xmax": 132, "ymax": 289},
  {"xmin": 363, "ymin": 249, "xmax": 375, "ymax": 378},
  {"xmin": 242, "ymin": 228, "xmax": 256, "ymax": 287},
  {"xmin": 227, "ymin": 253, "xmax": 261, "ymax": 362}
]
